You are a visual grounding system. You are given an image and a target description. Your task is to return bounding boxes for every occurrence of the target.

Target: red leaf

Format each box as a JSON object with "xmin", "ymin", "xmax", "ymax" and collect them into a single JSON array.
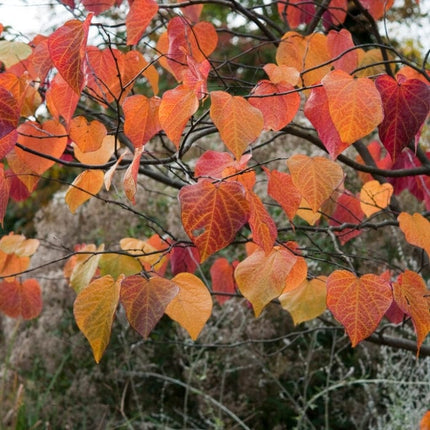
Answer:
[
  {"xmin": 327, "ymin": 271, "xmax": 392, "ymax": 347},
  {"xmin": 120, "ymin": 275, "xmax": 179, "ymax": 338},
  {"xmin": 0, "ymin": 278, "xmax": 42, "ymax": 320},
  {"xmin": 170, "ymin": 246, "xmax": 200, "ymax": 275},
  {"xmin": 126, "ymin": 0, "xmax": 158, "ymax": 45},
  {"xmin": 123, "ymin": 95, "xmax": 161, "ymax": 148},
  {"xmin": 210, "ymin": 257, "xmax": 236, "ymax": 305},
  {"xmin": 249, "ymin": 80, "xmax": 300, "ymax": 131},
  {"xmin": 246, "ymin": 190, "xmax": 277, "ymax": 254},
  {"xmin": 179, "ymin": 179, "xmax": 249, "ymax": 262},
  {"xmin": 329, "ymin": 192, "xmax": 364, "ymax": 244},
  {"xmin": 305, "ymin": 85, "xmax": 350, "ymax": 159},
  {"xmin": 82, "ymin": 0, "xmax": 115, "ymax": 14},
  {"xmin": 327, "ymin": 29, "xmax": 358, "ymax": 74},
  {"xmin": 0, "ymin": 86, "xmax": 19, "ymax": 141},
  {"xmin": 375, "ymin": 75, "xmax": 430, "ymax": 161},
  {"xmin": 393, "ymin": 270, "xmax": 430, "ymax": 354},
  {"xmin": 48, "ymin": 15, "xmax": 92, "ymax": 94},
  {"xmin": 277, "ymin": 0, "xmax": 315, "ymax": 28},
  {"xmin": 0, "ymin": 164, "xmax": 10, "ymax": 226}
]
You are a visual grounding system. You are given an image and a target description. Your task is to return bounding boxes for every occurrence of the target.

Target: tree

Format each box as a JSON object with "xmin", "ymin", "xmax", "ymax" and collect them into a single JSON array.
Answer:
[{"xmin": 0, "ymin": 0, "xmax": 429, "ymax": 375}]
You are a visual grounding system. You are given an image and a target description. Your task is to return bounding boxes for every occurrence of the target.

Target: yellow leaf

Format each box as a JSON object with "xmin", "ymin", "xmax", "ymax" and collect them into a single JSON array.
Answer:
[
  {"xmin": 279, "ymin": 277, "xmax": 327, "ymax": 325},
  {"xmin": 165, "ymin": 272, "xmax": 213, "ymax": 340},
  {"xmin": 360, "ymin": 180, "xmax": 393, "ymax": 217},
  {"xmin": 73, "ymin": 275, "xmax": 122, "ymax": 363},
  {"xmin": 73, "ymin": 135, "xmax": 115, "ymax": 165},
  {"xmin": 235, "ymin": 246, "xmax": 297, "ymax": 317},
  {"xmin": 0, "ymin": 40, "xmax": 32, "ymax": 68},
  {"xmin": 99, "ymin": 253, "xmax": 142, "ymax": 279},
  {"xmin": 65, "ymin": 169, "xmax": 104, "ymax": 214}
]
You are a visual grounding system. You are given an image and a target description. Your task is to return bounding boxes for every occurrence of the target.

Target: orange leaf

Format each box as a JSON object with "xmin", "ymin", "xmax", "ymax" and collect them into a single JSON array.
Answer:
[
  {"xmin": 210, "ymin": 257, "xmax": 236, "ymax": 305},
  {"xmin": 276, "ymin": 32, "xmax": 331, "ymax": 87},
  {"xmin": 48, "ymin": 15, "xmax": 92, "ymax": 94},
  {"xmin": 123, "ymin": 95, "xmax": 161, "ymax": 148},
  {"xmin": 398, "ymin": 212, "xmax": 430, "ymax": 259},
  {"xmin": 159, "ymin": 85, "xmax": 198, "ymax": 148},
  {"xmin": 282, "ymin": 241, "xmax": 308, "ymax": 292},
  {"xmin": 123, "ymin": 50, "xmax": 159, "ymax": 96},
  {"xmin": 246, "ymin": 190, "xmax": 277, "ymax": 254},
  {"xmin": 165, "ymin": 272, "xmax": 213, "ymax": 340},
  {"xmin": 73, "ymin": 275, "xmax": 121, "ymax": 363},
  {"xmin": 279, "ymin": 277, "xmax": 327, "ymax": 325},
  {"xmin": 263, "ymin": 63, "xmax": 300, "ymax": 86},
  {"xmin": 359, "ymin": 180, "xmax": 393, "ymax": 217},
  {"xmin": 287, "ymin": 154, "xmax": 344, "ymax": 212},
  {"xmin": 326, "ymin": 270, "xmax": 392, "ymax": 347},
  {"xmin": 179, "ymin": 180, "xmax": 249, "ymax": 262},
  {"xmin": 69, "ymin": 117, "xmax": 107, "ymax": 153},
  {"xmin": 123, "ymin": 146, "xmax": 143, "ymax": 204},
  {"xmin": 65, "ymin": 169, "xmax": 104, "ymax": 214},
  {"xmin": 0, "ymin": 232, "xmax": 39, "ymax": 256},
  {"xmin": 74, "ymin": 135, "xmax": 116, "ymax": 166},
  {"xmin": 393, "ymin": 270, "xmax": 430, "ymax": 355},
  {"xmin": 0, "ymin": 278, "xmax": 42, "ymax": 320},
  {"xmin": 249, "ymin": 80, "xmax": 300, "ymax": 131},
  {"xmin": 235, "ymin": 246, "xmax": 297, "ymax": 317},
  {"xmin": 420, "ymin": 411, "xmax": 430, "ymax": 430},
  {"xmin": 322, "ymin": 70, "xmax": 383, "ymax": 144},
  {"xmin": 45, "ymin": 73, "xmax": 80, "ymax": 125},
  {"xmin": 361, "ymin": 0, "xmax": 394, "ymax": 20},
  {"xmin": 264, "ymin": 168, "xmax": 301, "ymax": 221},
  {"xmin": 126, "ymin": 0, "xmax": 158, "ymax": 45},
  {"xmin": 210, "ymin": 91, "xmax": 264, "ymax": 160},
  {"xmin": 0, "ymin": 86, "xmax": 19, "ymax": 150},
  {"xmin": 0, "ymin": 164, "xmax": 9, "ymax": 227},
  {"xmin": 16, "ymin": 120, "xmax": 68, "ymax": 175},
  {"xmin": 120, "ymin": 274, "xmax": 179, "ymax": 338}
]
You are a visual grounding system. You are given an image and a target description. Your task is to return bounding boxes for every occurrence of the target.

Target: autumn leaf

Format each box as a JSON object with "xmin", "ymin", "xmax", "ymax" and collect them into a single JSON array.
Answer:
[
  {"xmin": 170, "ymin": 246, "xmax": 200, "ymax": 276},
  {"xmin": 327, "ymin": 29, "xmax": 358, "ymax": 74},
  {"xmin": 69, "ymin": 117, "xmax": 107, "ymax": 153},
  {"xmin": 282, "ymin": 241, "xmax": 308, "ymax": 293},
  {"xmin": 48, "ymin": 15, "xmax": 92, "ymax": 94},
  {"xmin": 123, "ymin": 147, "xmax": 144, "ymax": 204},
  {"xmin": 45, "ymin": 73, "xmax": 80, "ymax": 125},
  {"xmin": 159, "ymin": 85, "xmax": 198, "ymax": 148},
  {"xmin": 0, "ymin": 40, "xmax": 32, "ymax": 68},
  {"xmin": 287, "ymin": 154, "xmax": 344, "ymax": 212},
  {"xmin": 65, "ymin": 169, "xmax": 104, "ymax": 214},
  {"xmin": 0, "ymin": 164, "xmax": 9, "ymax": 227},
  {"xmin": 210, "ymin": 91, "xmax": 264, "ymax": 160},
  {"xmin": 304, "ymin": 86, "xmax": 349, "ymax": 159},
  {"xmin": 276, "ymin": 31, "xmax": 331, "ymax": 87},
  {"xmin": 326, "ymin": 270, "xmax": 392, "ymax": 347},
  {"xmin": 263, "ymin": 63, "xmax": 300, "ymax": 86},
  {"xmin": 123, "ymin": 95, "xmax": 161, "ymax": 148},
  {"xmin": 0, "ymin": 232, "xmax": 39, "ymax": 257},
  {"xmin": 74, "ymin": 135, "xmax": 115, "ymax": 166},
  {"xmin": 375, "ymin": 75, "xmax": 430, "ymax": 161},
  {"xmin": 359, "ymin": 180, "xmax": 393, "ymax": 217},
  {"xmin": 322, "ymin": 70, "xmax": 383, "ymax": 144},
  {"xmin": 279, "ymin": 277, "xmax": 327, "ymax": 325},
  {"xmin": 16, "ymin": 120, "xmax": 68, "ymax": 175},
  {"xmin": 398, "ymin": 212, "xmax": 430, "ymax": 258},
  {"xmin": 179, "ymin": 179, "xmax": 249, "ymax": 262},
  {"xmin": 82, "ymin": 0, "xmax": 115, "ymax": 15},
  {"xmin": 329, "ymin": 192, "xmax": 365, "ymax": 244},
  {"xmin": 392, "ymin": 270, "xmax": 430, "ymax": 354},
  {"xmin": 126, "ymin": 0, "xmax": 158, "ymax": 45},
  {"xmin": 165, "ymin": 272, "xmax": 213, "ymax": 340},
  {"xmin": 246, "ymin": 190, "xmax": 277, "ymax": 254},
  {"xmin": 68, "ymin": 243, "xmax": 105, "ymax": 293},
  {"xmin": 360, "ymin": 0, "xmax": 394, "ymax": 20},
  {"xmin": 277, "ymin": 0, "xmax": 315, "ymax": 29},
  {"xmin": 249, "ymin": 80, "xmax": 300, "ymax": 131},
  {"xmin": 73, "ymin": 275, "xmax": 121, "ymax": 363},
  {"xmin": 0, "ymin": 278, "xmax": 42, "ymax": 320},
  {"xmin": 120, "ymin": 274, "xmax": 179, "ymax": 339},
  {"xmin": 99, "ymin": 253, "xmax": 142, "ymax": 279},
  {"xmin": 235, "ymin": 246, "xmax": 297, "ymax": 317},
  {"xmin": 210, "ymin": 257, "xmax": 236, "ymax": 305},
  {"xmin": 264, "ymin": 168, "xmax": 301, "ymax": 221},
  {"xmin": 0, "ymin": 87, "xmax": 19, "ymax": 158}
]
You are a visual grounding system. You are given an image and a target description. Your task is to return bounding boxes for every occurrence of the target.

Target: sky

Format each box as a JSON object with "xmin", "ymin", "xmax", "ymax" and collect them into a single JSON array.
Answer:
[{"xmin": 0, "ymin": 0, "xmax": 429, "ymax": 53}]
